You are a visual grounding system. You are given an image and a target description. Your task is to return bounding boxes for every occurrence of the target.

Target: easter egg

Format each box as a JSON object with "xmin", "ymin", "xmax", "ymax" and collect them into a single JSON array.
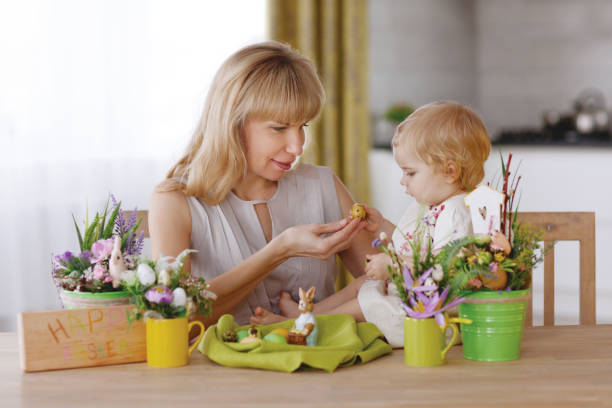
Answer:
[
  {"xmin": 240, "ymin": 336, "xmax": 261, "ymax": 344},
  {"xmin": 236, "ymin": 329, "xmax": 249, "ymax": 342},
  {"xmin": 269, "ymin": 328, "xmax": 290, "ymax": 340},
  {"xmin": 481, "ymin": 269, "xmax": 508, "ymax": 290},
  {"xmin": 350, "ymin": 203, "xmax": 366, "ymax": 219},
  {"xmin": 263, "ymin": 333, "xmax": 288, "ymax": 344}
]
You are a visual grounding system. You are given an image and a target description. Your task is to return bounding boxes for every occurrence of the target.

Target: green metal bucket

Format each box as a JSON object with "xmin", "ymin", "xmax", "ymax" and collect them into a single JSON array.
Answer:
[
  {"xmin": 458, "ymin": 289, "xmax": 529, "ymax": 362},
  {"xmin": 60, "ymin": 290, "xmax": 131, "ymax": 309}
]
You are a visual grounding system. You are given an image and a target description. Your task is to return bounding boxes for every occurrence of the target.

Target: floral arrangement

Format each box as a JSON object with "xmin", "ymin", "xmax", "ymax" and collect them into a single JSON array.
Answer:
[
  {"xmin": 372, "ymin": 213, "xmax": 467, "ymax": 328},
  {"xmin": 52, "ymin": 195, "xmax": 144, "ymax": 292},
  {"xmin": 122, "ymin": 249, "xmax": 216, "ymax": 320},
  {"xmin": 437, "ymin": 153, "xmax": 545, "ymax": 295}
]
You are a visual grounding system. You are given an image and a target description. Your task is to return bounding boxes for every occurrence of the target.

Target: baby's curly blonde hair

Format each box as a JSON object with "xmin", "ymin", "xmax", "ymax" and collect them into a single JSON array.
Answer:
[{"xmin": 392, "ymin": 101, "xmax": 491, "ymax": 191}]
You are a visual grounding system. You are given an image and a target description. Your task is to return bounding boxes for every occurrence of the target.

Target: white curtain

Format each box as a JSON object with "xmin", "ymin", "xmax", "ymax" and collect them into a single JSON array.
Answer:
[{"xmin": 0, "ymin": 0, "xmax": 266, "ymax": 331}]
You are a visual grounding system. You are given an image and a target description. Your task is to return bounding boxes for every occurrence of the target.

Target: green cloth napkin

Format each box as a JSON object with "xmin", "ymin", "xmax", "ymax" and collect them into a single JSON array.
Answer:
[{"xmin": 198, "ymin": 314, "xmax": 392, "ymax": 373}]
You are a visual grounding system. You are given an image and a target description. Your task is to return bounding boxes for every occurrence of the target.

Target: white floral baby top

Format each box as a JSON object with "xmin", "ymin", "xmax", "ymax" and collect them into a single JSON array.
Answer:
[{"xmin": 358, "ymin": 193, "xmax": 472, "ymax": 348}]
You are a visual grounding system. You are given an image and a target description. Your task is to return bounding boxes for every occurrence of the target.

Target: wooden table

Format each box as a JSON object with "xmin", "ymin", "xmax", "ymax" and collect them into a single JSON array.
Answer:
[{"xmin": 3, "ymin": 325, "xmax": 612, "ymax": 407}]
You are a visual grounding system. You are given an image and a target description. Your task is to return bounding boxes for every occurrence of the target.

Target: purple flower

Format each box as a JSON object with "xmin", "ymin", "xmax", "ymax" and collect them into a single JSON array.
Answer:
[
  {"xmin": 79, "ymin": 251, "xmax": 91, "ymax": 262},
  {"xmin": 54, "ymin": 251, "xmax": 73, "ymax": 266},
  {"xmin": 90, "ymin": 238, "xmax": 115, "ymax": 263},
  {"xmin": 401, "ymin": 286, "xmax": 467, "ymax": 327},
  {"xmin": 145, "ymin": 286, "xmax": 173, "ymax": 304},
  {"xmin": 126, "ymin": 208, "xmax": 138, "ymax": 232},
  {"xmin": 403, "ymin": 266, "xmax": 437, "ymax": 293},
  {"xmin": 372, "ymin": 238, "xmax": 382, "ymax": 248}
]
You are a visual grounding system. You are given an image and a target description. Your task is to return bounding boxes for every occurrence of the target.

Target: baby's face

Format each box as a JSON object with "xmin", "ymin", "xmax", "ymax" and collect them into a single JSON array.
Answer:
[{"xmin": 393, "ymin": 146, "xmax": 455, "ymax": 207}]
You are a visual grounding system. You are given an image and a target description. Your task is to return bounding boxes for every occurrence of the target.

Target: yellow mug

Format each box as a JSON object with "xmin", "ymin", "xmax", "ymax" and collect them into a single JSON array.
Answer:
[
  {"xmin": 403, "ymin": 315, "xmax": 471, "ymax": 367},
  {"xmin": 146, "ymin": 316, "xmax": 205, "ymax": 368}
]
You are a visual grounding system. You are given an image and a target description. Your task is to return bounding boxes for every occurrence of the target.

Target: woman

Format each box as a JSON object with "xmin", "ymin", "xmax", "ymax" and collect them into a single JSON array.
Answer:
[{"xmin": 149, "ymin": 41, "xmax": 375, "ymax": 326}]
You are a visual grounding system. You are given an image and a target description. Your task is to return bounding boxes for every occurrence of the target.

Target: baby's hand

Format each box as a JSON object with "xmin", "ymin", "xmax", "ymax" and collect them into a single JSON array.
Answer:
[
  {"xmin": 362, "ymin": 205, "xmax": 384, "ymax": 234},
  {"xmin": 365, "ymin": 253, "xmax": 392, "ymax": 280}
]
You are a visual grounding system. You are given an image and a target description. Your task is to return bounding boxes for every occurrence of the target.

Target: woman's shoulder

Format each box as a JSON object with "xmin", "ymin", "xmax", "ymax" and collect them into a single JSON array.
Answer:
[{"xmin": 149, "ymin": 185, "xmax": 191, "ymax": 229}]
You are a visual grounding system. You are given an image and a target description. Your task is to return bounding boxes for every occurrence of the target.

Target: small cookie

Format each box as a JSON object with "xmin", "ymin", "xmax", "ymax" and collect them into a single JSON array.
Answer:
[{"xmin": 350, "ymin": 203, "xmax": 367, "ymax": 219}]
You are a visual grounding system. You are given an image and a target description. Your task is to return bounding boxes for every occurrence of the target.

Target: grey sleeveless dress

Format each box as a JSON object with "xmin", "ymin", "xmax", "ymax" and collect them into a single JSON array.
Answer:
[{"xmin": 186, "ymin": 164, "xmax": 342, "ymax": 325}]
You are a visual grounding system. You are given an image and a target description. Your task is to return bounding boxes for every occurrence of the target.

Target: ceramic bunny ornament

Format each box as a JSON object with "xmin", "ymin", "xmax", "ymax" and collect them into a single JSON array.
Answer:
[
  {"xmin": 291, "ymin": 286, "xmax": 318, "ymax": 346},
  {"xmin": 108, "ymin": 236, "xmax": 127, "ymax": 288}
]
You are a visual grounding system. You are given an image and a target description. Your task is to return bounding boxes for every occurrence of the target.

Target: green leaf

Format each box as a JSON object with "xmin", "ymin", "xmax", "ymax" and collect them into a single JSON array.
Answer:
[
  {"xmin": 99, "ymin": 196, "xmax": 110, "ymax": 240},
  {"xmin": 499, "ymin": 150, "xmax": 506, "ymax": 176},
  {"xmin": 72, "ymin": 214, "xmax": 84, "ymax": 252},
  {"xmin": 103, "ymin": 201, "xmax": 121, "ymax": 239},
  {"xmin": 83, "ymin": 213, "xmax": 100, "ymax": 251}
]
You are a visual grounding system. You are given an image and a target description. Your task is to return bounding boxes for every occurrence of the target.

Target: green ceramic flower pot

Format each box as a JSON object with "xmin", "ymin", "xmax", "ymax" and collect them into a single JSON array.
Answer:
[
  {"xmin": 60, "ymin": 290, "xmax": 131, "ymax": 309},
  {"xmin": 458, "ymin": 289, "xmax": 529, "ymax": 362}
]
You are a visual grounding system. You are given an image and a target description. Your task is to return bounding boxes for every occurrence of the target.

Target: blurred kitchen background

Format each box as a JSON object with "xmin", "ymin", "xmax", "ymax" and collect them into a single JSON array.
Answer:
[
  {"xmin": 2, "ymin": 0, "xmax": 611, "ymax": 331},
  {"xmin": 369, "ymin": 0, "xmax": 612, "ymax": 326}
]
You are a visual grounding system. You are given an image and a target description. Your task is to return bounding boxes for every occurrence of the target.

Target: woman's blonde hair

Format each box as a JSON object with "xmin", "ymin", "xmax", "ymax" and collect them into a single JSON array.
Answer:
[
  {"xmin": 158, "ymin": 41, "xmax": 325, "ymax": 205},
  {"xmin": 392, "ymin": 101, "xmax": 491, "ymax": 190}
]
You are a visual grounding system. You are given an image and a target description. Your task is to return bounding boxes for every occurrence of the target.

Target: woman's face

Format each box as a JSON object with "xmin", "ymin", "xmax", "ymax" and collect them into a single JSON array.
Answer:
[{"xmin": 242, "ymin": 118, "xmax": 307, "ymax": 182}]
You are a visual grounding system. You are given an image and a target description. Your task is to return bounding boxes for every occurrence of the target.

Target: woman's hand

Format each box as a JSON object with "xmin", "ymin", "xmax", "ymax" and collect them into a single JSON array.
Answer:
[
  {"xmin": 362, "ymin": 204, "xmax": 384, "ymax": 234},
  {"xmin": 277, "ymin": 217, "xmax": 366, "ymax": 260},
  {"xmin": 364, "ymin": 253, "xmax": 392, "ymax": 280}
]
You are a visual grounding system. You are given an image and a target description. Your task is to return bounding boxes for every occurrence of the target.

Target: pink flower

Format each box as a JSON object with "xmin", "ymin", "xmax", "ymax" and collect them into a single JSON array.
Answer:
[
  {"xmin": 90, "ymin": 238, "xmax": 115, "ymax": 263},
  {"xmin": 92, "ymin": 264, "xmax": 106, "ymax": 280},
  {"xmin": 468, "ymin": 278, "xmax": 483, "ymax": 288},
  {"xmin": 145, "ymin": 286, "xmax": 173, "ymax": 304}
]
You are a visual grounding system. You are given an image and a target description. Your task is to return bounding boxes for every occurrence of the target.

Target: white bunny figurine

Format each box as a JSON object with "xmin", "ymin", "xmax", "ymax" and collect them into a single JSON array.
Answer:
[
  {"xmin": 292, "ymin": 286, "xmax": 318, "ymax": 346},
  {"xmin": 108, "ymin": 236, "xmax": 127, "ymax": 288}
]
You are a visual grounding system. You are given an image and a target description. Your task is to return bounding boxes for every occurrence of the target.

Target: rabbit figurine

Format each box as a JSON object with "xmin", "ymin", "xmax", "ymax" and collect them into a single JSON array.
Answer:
[
  {"xmin": 291, "ymin": 286, "xmax": 318, "ymax": 346},
  {"xmin": 108, "ymin": 236, "xmax": 127, "ymax": 288}
]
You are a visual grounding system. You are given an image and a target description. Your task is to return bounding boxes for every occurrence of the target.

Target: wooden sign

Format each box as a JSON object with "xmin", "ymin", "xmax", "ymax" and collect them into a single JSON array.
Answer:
[{"xmin": 18, "ymin": 305, "xmax": 145, "ymax": 372}]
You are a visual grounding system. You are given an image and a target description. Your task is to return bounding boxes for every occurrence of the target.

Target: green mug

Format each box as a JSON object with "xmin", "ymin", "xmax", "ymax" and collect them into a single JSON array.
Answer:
[{"xmin": 403, "ymin": 315, "xmax": 471, "ymax": 367}]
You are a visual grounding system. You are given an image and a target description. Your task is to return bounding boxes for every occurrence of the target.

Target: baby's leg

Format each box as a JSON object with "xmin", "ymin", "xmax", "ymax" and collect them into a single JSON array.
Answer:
[
  {"xmin": 322, "ymin": 298, "xmax": 365, "ymax": 322},
  {"xmin": 279, "ymin": 275, "xmax": 368, "ymax": 317}
]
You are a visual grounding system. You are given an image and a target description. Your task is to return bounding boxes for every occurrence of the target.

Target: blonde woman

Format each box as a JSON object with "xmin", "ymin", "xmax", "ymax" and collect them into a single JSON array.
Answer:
[{"xmin": 149, "ymin": 42, "xmax": 374, "ymax": 326}]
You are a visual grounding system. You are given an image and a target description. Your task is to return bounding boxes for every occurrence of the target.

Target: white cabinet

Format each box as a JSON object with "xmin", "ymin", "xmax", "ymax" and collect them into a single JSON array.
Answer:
[{"xmin": 369, "ymin": 147, "xmax": 612, "ymax": 324}]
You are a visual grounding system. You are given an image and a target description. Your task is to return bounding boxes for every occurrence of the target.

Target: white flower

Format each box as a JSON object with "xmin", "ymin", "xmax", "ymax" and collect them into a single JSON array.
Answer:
[
  {"xmin": 158, "ymin": 269, "xmax": 172, "ymax": 286},
  {"xmin": 425, "ymin": 277, "xmax": 437, "ymax": 296},
  {"xmin": 379, "ymin": 232, "xmax": 388, "ymax": 242},
  {"xmin": 201, "ymin": 289, "xmax": 217, "ymax": 301},
  {"xmin": 171, "ymin": 287, "xmax": 187, "ymax": 308},
  {"xmin": 136, "ymin": 263, "xmax": 156, "ymax": 286},
  {"xmin": 122, "ymin": 270, "xmax": 138, "ymax": 285},
  {"xmin": 387, "ymin": 243, "xmax": 395, "ymax": 253},
  {"xmin": 432, "ymin": 265, "xmax": 444, "ymax": 282}
]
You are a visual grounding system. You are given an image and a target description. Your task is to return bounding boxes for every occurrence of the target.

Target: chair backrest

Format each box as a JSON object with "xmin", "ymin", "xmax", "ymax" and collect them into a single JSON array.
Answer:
[
  {"xmin": 121, "ymin": 210, "xmax": 149, "ymax": 238},
  {"xmin": 516, "ymin": 212, "xmax": 596, "ymax": 326}
]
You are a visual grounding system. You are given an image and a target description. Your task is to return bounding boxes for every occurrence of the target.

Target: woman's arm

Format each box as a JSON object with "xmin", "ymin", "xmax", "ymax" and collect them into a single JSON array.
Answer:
[
  {"xmin": 333, "ymin": 175, "xmax": 388, "ymax": 278},
  {"xmin": 149, "ymin": 188, "xmax": 365, "ymax": 325}
]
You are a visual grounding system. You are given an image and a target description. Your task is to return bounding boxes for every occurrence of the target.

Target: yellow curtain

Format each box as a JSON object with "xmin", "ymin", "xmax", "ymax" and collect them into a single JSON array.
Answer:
[{"xmin": 268, "ymin": 0, "xmax": 370, "ymax": 289}]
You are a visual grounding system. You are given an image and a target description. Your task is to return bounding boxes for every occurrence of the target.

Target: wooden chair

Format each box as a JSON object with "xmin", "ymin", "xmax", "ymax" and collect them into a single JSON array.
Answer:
[{"xmin": 516, "ymin": 212, "xmax": 596, "ymax": 326}]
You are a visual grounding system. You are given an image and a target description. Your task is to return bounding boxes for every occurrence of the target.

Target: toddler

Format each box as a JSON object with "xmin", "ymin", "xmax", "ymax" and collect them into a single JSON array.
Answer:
[{"xmin": 278, "ymin": 101, "xmax": 491, "ymax": 347}]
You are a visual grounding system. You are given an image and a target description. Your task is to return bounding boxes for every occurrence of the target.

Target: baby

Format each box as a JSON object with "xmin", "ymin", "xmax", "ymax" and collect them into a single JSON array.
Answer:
[{"xmin": 279, "ymin": 101, "xmax": 491, "ymax": 347}]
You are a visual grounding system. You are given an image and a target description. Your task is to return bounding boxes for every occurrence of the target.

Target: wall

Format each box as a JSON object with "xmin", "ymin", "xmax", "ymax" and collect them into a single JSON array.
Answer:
[
  {"xmin": 369, "ymin": 0, "xmax": 477, "ymax": 119},
  {"xmin": 476, "ymin": 0, "xmax": 612, "ymax": 136},
  {"xmin": 369, "ymin": 0, "xmax": 612, "ymax": 137}
]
